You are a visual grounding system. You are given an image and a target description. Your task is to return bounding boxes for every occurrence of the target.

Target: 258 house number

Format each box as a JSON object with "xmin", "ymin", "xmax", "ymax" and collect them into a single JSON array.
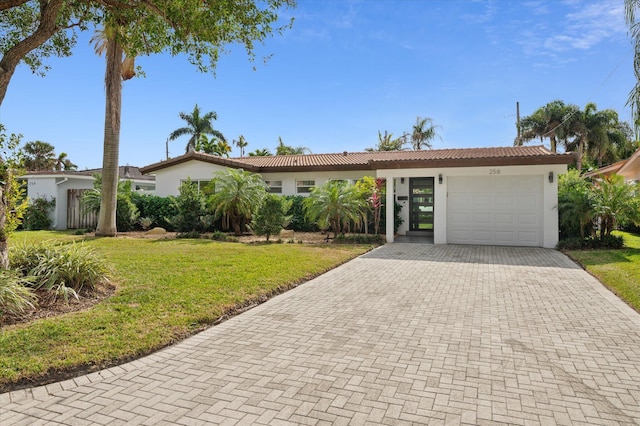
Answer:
[{"xmin": 489, "ymin": 169, "xmax": 501, "ymax": 175}]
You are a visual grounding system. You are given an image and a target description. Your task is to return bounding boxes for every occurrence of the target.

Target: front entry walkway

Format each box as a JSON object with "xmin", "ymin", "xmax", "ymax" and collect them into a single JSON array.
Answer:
[{"xmin": 2, "ymin": 244, "xmax": 640, "ymax": 425}]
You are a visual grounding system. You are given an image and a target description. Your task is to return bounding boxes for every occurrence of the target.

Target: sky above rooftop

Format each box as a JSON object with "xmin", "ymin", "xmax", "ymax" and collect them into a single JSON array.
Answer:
[{"xmin": 0, "ymin": 0, "xmax": 634, "ymax": 169}]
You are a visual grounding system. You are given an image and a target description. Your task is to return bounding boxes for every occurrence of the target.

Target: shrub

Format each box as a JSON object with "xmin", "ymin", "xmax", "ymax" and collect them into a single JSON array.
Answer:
[
  {"xmin": 334, "ymin": 234, "xmax": 384, "ymax": 244},
  {"xmin": 10, "ymin": 242, "xmax": 110, "ymax": 302},
  {"xmin": 138, "ymin": 217, "xmax": 154, "ymax": 230},
  {"xmin": 116, "ymin": 193, "xmax": 139, "ymax": 232},
  {"xmin": 171, "ymin": 179, "xmax": 208, "ymax": 233},
  {"xmin": 0, "ymin": 271, "xmax": 37, "ymax": 321},
  {"xmin": 250, "ymin": 195, "xmax": 292, "ymax": 241},
  {"xmin": 176, "ymin": 231, "xmax": 202, "ymax": 239},
  {"xmin": 210, "ymin": 230, "xmax": 237, "ymax": 242},
  {"xmin": 130, "ymin": 193, "xmax": 178, "ymax": 231},
  {"xmin": 380, "ymin": 201, "xmax": 404, "ymax": 234},
  {"xmin": 557, "ymin": 235, "xmax": 624, "ymax": 250},
  {"xmin": 285, "ymin": 196, "xmax": 318, "ymax": 232},
  {"xmin": 22, "ymin": 197, "xmax": 55, "ymax": 230}
]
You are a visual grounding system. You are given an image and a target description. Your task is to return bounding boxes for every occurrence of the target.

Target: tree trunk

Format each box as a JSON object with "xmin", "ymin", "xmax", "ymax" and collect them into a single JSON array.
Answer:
[
  {"xmin": 576, "ymin": 139, "xmax": 584, "ymax": 172},
  {"xmin": 96, "ymin": 33, "xmax": 122, "ymax": 237},
  {"xmin": 0, "ymin": 0, "xmax": 63, "ymax": 106}
]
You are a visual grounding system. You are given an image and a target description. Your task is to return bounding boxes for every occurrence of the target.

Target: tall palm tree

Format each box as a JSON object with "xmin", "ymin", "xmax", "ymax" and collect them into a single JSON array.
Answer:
[
  {"xmin": 234, "ymin": 135, "xmax": 248, "ymax": 157},
  {"xmin": 519, "ymin": 100, "xmax": 570, "ymax": 152},
  {"xmin": 210, "ymin": 168, "xmax": 267, "ymax": 235},
  {"xmin": 303, "ymin": 180, "xmax": 368, "ymax": 237},
  {"xmin": 410, "ymin": 116, "xmax": 440, "ymax": 150},
  {"xmin": 169, "ymin": 104, "xmax": 226, "ymax": 153},
  {"xmin": 92, "ymin": 24, "xmax": 136, "ymax": 237}
]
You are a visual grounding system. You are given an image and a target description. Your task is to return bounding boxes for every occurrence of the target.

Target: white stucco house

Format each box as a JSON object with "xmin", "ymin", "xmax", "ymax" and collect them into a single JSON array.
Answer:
[
  {"xmin": 23, "ymin": 166, "xmax": 155, "ymax": 230},
  {"xmin": 140, "ymin": 146, "xmax": 574, "ymax": 248}
]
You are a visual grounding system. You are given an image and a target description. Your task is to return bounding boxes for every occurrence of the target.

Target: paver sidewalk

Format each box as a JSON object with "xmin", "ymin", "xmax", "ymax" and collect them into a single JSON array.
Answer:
[{"xmin": 2, "ymin": 244, "xmax": 640, "ymax": 425}]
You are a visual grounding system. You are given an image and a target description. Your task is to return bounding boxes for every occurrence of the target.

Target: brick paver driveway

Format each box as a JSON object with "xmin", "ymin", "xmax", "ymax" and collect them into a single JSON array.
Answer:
[{"xmin": 2, "ymin": 244, "xmax": 640, "ymax": 425}]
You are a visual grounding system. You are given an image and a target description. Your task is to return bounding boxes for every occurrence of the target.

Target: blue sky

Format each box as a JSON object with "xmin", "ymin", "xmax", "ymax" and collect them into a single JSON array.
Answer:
[{"xmin": 0, "ymin": 0, "xmax": 634, "ymax": 169}]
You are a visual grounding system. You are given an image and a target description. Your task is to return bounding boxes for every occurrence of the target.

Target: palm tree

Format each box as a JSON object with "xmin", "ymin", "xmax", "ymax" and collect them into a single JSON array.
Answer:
[
  {"xmin": 54, "ymin": 152, "xmax": 77, "ymax": 171},
  {"xmin": 92, "ymin": 24, "xmax": 136, "ymax": 237},
  {"xmin": 410, "ymin": 116, "xmax": 440, "ymax": 150},
  {"xmin": 275, "ymin": 136, "xmax": 311, "ymax": 155},
  {"xmin": 23, "ymin": 141, "xmax": 56, "ymax": 171},
  {"xmin": 248, "ymin": 148, "xmax": 272, "ymax": 156},
  {"xmin": 234, "ymin": 135, "xmax": 248, "ymax": 157},
  {"xmin": 591, "ymin": 174, "xmax": 640, "ymax": 238},
  {"xmin": 210, "ymin": 168, "xmax": 267, "ymax": 235},
  {"xmin": 519, "ymin": 100, "xmax": 570, "ymax": 152},
  {"xmin": 196, "ymin": 136, "xmax": 232, "ymax": 157},
  {"xmin": 169, "ymin": 104, "xmax": 226, "ymax": 153},
  {"xmin": 365, "ymin": 131, "xmax": 406, "ymax": 152},
  {"xmin": 625, "ymin": 0, "xmax": 640, "ymax": 133},
  {"xmin": 303, "ymin": 180, "xmax": 368, "ymax": 237}
]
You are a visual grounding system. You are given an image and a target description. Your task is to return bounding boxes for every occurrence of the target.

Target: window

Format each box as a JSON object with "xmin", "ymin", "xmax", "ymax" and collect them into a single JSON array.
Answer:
[
  {"xmin": 180, "ymin": 179, "xmax": 213, "ymax": 194},
  {"xmin": 296, "ymin": 179, "xmax": 315, "ymax": 194},
  {"xmin": 265, "ymin": 180, "xmax": 283, "ymax": 194}
]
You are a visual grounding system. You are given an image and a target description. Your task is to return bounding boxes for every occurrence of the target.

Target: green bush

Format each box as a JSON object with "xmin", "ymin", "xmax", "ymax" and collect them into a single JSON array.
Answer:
[
  {"xmin": 0, "ymin": 271, "xmax": 37, "ymax": 321},
  {"xmin": 22, "ymin": 197, "xmax": 55, "ymax": 230},
  {"xmin": 170, "ymin": 179, "xmax": 208, "ymax": 233},
  {"xmin": 10, "ymin": 242, "xmax": 110, "ymax": 302},
  {"xmin": 285, "ymin": 196, "xmax": 318, "ymax": 232},
  {"xmin": 250, "ymin": 195, "xmax": 292, "ymax": 241},
  {"xmin": 557, "ymin": 235, "xmax": 624, "ymax": 250},
  {"xmin": 130, "ymin": 193, "xmax": 178, "ymax": 231},
  {"xmin": 210, "ymin": 230, "xmax": 237, "ymax": 242},
  {"xmin": 380, "ymin": 201, "xmax": 404, "ymax": 234},
  {"xmin": 334, "ymin": 234, "xmax": 384, "ymax": 244},
  {"xmin": 116, "ymin": 193, "xmax": 139, "ymax": 232}
]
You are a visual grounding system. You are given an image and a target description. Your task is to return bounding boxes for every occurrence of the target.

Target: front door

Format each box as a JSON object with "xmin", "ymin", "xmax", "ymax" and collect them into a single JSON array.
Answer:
[{"xmin": 409, "ymin": 177, "xmax": 434, "ymax": 234}]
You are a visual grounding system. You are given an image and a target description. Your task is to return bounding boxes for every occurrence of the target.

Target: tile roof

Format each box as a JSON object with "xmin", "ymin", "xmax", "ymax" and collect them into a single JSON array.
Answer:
[{"xmin": 140, "ymin": 145, "xmax": 575, "ymax": 174}]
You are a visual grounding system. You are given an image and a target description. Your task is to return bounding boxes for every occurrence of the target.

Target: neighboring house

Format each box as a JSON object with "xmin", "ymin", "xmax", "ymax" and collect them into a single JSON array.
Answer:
[
  {"xmin": 141, "ymin": 146, "xmax": 573, "ymax": 248},
  {"xmin": 583, "ymin": 148, "xmax": 640, "ymax": 181},
  {"xmin": 23, "ymin": 166, "xmax": 155, "ymax": 230}
]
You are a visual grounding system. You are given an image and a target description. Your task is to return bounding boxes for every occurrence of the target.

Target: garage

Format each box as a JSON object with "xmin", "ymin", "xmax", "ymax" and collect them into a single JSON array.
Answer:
[{"xmin": 446, "ymin": 175, "xmax": 543, "ymax": 247}]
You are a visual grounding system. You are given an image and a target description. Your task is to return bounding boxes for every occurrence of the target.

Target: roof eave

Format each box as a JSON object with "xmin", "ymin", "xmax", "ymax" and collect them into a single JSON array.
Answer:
[{"xmin": 370, "ymin": 154, "xmax": 575, "ymax": 169}]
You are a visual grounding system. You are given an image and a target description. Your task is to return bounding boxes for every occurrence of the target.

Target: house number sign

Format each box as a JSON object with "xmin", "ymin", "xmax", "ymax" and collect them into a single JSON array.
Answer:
[{"xmin": 489, "ymin": 169, "xmax": 501, "ymax": 175}]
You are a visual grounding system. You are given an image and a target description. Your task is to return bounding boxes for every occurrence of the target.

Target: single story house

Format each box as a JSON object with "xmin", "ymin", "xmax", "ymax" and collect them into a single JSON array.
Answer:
[
  {"xmin": 140, "ymin": 146, "xmax": 574, "ymax": 248},
  {"xmin": 23, "ymin": 166, "xmax": 155, "ymax": 230},
  {"xmin": 583, "ymin": 148, "xmax": 640, "ymax": 181}
]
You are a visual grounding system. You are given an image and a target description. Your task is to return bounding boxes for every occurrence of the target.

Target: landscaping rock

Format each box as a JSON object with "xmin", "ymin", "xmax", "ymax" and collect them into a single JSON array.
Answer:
[{"xmin": 146, "ymin": 227, "xmax": 167, "ymax": 235}]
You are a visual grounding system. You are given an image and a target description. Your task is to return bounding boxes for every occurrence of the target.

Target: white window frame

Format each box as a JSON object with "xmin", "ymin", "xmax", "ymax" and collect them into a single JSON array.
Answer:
[
  {"xmin": 296, "ymin": 179, "xmax": 315, "ymax": 194},
  {"xmin": 180, "ymin": 179, "xmax": 212, "ymax": 193},
  {"xmin": 265, "ymin": 180, "xmax": 283, "ymax": 194}
]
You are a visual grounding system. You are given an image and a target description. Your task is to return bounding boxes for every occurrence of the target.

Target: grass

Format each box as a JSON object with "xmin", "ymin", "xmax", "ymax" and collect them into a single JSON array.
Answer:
[
  {"xmin": 0, "ymin": 231, "xmax": 374, "ymax": 390},
  {"xmin": 567, "ymin": 231, "xmax": 640, "ymax": 312}
]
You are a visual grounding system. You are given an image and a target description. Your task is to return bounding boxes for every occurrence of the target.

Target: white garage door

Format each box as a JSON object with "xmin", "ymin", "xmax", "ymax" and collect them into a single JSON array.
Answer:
[{"xmin": 447, "ymin": 175, "xmax": 543, "ymax": 247}]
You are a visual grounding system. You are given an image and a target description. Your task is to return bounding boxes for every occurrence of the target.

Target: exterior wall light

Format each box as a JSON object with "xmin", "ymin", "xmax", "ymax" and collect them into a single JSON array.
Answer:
[
  {"xmin": 438, "ymin": 174, "xmax": 443, "ymax": 184},
  {"xmin": 548, "ymin": 172, "xmax": 554, "ymax": 183}
]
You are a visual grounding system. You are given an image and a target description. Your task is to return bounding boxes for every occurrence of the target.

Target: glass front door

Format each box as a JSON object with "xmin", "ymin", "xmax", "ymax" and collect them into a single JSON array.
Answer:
[{"xmin": 409, "ymin": 177, "xmax": 434, "ymax": 234}]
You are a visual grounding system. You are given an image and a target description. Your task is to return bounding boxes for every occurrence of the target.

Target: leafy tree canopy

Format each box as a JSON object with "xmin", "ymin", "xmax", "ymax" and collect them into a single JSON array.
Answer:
[{"xmin": 0, "ymin": 0, "xmax": 296, "ymax": 105}]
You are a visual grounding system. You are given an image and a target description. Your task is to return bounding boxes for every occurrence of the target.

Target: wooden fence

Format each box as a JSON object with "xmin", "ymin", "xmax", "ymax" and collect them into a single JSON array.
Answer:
[{"xmin": 67, "ymin": 189, "xmax": 97, "ymax": 230}]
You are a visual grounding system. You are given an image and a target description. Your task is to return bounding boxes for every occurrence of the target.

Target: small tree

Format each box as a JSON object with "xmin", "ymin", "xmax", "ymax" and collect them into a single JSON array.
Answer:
[
  {"xmin": 591, "ymin": 174, "xmax": 640, "ymax": 238},
  {"xmin": 250, "ymin": 195, "xmax": 293, "ymax": 241},
  {"xmin": 0, "ymin": 126, "xmax": 28, "ymax": 268},
  {"xmin": 210, "ymin": 169, "xmax": 267, "ymax": 236},
  {"xmin": 171, "ymin": 179, "xmax": 208, "ymax": 233},
  {"xmin": 304, "ymin": 180, "xmax": 368, "ymax": 237},
  {"xmin": 558, "ymin": 170, "xmax": 595, "ymax": 239}
]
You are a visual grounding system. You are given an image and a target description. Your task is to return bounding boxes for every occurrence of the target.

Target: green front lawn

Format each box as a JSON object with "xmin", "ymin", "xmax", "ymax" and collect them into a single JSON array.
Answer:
[
  {"xmin": 567, "ymin": 231, "xmax": 640, "ymax": 312},
  {"xmin": 0, "ymin": 232, "xmax": 373, "ymax": 391}
]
